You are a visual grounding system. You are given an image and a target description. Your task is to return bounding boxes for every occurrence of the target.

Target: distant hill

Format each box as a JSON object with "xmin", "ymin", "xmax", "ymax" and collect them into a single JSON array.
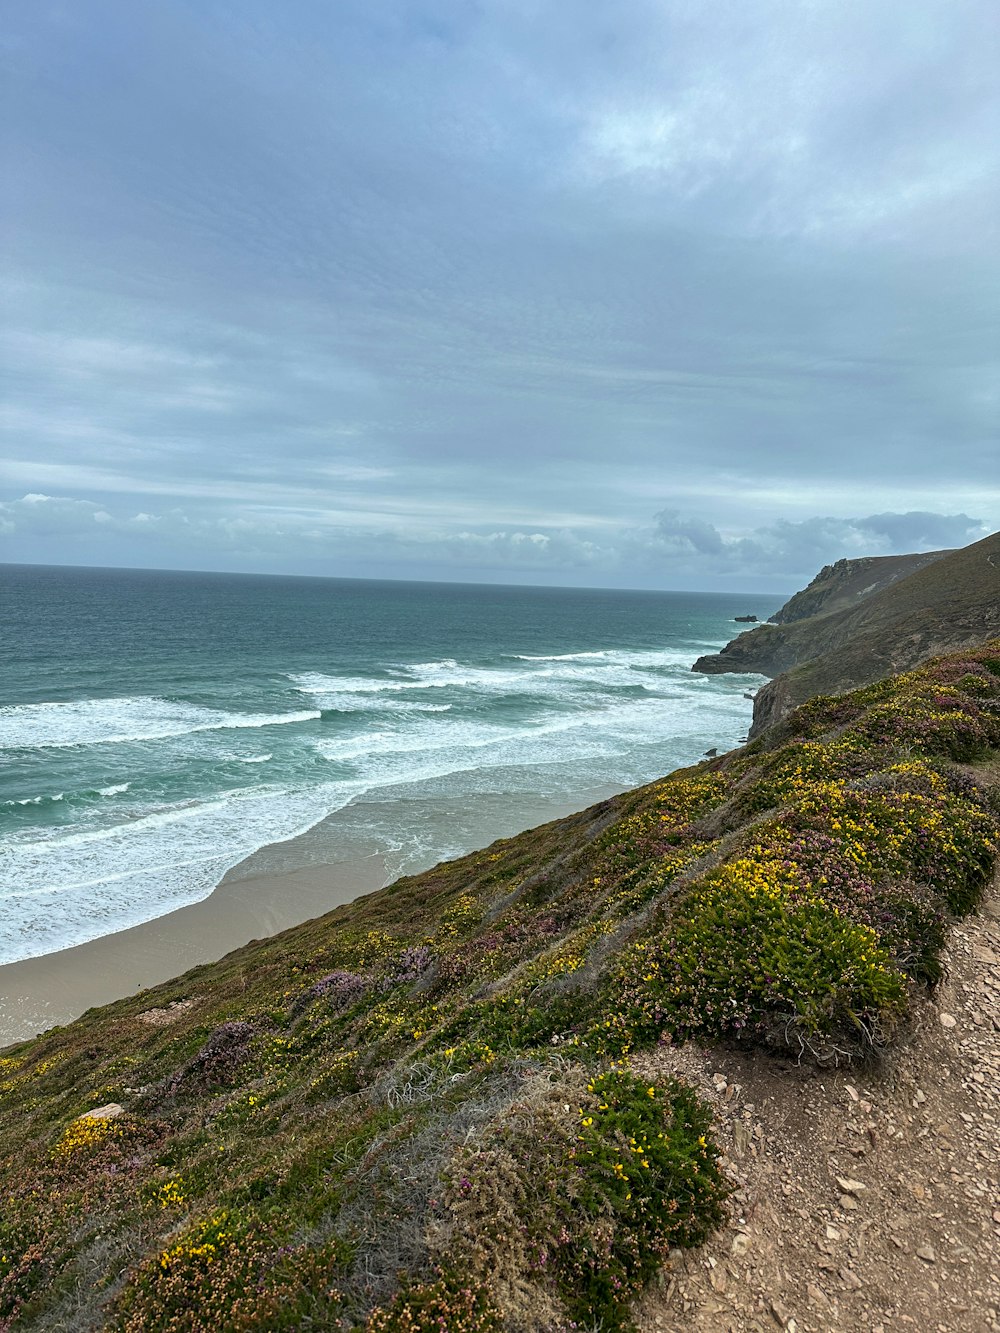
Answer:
[
  {"xmin": 767, "ymin": 549, "xmax": 949, "ymax": 625},
  {"xmin": 693, "ymin": 549, "xmax": 952, "ymax": 677},
  {"xmin": 691, "ymin": 533, "xmax": 999, "ymax": 735},
  {"xmin": 749, "ymin": 532, "xmax": 1000, "ymax": 734}
]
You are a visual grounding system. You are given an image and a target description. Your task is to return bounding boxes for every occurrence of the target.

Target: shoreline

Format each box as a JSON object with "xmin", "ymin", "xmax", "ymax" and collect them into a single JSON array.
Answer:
[{"xmin": 0, "ymin": 781, "xmax": 619, "ymax": 1046}]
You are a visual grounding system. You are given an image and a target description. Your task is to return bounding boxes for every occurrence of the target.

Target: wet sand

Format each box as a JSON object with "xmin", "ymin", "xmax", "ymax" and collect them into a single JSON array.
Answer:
[
  {"xmin": 0, "ymin": 782, "xmax": 617, "ymax": 1047},
  {"xmin": 0, "ymin": 846, "xmax": 390, "ymax": 1047}
]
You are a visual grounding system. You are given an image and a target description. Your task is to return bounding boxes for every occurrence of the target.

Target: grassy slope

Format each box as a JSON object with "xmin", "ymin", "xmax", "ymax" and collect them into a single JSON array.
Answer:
[
  {"xmin": 766, "ymin": 550, "xmax": 949, "ymax": 626},
  {"xmin": 2, "ymin": 643, "xmax": 1000, "ymax": 1332}
]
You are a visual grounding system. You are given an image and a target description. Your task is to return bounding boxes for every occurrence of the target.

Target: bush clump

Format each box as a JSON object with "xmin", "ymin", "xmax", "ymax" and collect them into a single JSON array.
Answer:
[
  {"xmin": 613, "ymin": 866, "xmax": 906, "ymax": 1059},
  {"xmin": 366, "ymin": 1271, "xmax": 503, "ymax": 1332},
  {"xmin": 428, "ymin": 1066, "xmax": 728, "ymax": 1332},
  {"xmin": 113, "ymin": 1211, "xmax": 348, "ymax": 1332}
]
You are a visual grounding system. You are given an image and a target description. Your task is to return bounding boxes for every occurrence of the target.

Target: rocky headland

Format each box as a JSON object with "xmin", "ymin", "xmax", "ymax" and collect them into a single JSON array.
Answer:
[{"xmin": 693, "ymin": 532, "xmax": 1000, "ymax": 739}]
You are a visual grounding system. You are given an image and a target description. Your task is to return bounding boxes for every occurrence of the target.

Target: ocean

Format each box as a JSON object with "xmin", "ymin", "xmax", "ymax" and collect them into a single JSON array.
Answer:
[{"xmin": 0, "ymin": 565, "xmax": 775, "ymax": 965}]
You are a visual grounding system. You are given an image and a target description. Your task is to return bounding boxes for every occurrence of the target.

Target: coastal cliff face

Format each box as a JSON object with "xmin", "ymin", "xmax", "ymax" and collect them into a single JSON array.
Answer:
[
  {"xmin": 767, "ymin": 550, "xmax": 948, "ymax": 625},
  {"xmin": 748, "ymin": 530, "xmax": 1000, "ymax": 736},
  {"xmin": 691, "ymin": 532, "xmax": 1000, "ymax": 736},
  {"xmin": 692, "ymin": 548, "xmax": 951, "ymax": 677},
  {"xmin": 1, "ymin": 641, "xmax": 998, "ymax": 1331}
]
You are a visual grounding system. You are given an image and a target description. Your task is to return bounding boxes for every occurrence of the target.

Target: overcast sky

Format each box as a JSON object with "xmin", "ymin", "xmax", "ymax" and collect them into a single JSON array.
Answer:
[{"xmin": 2, "ymin": 1, "xmax": 997, "ymax": 591}]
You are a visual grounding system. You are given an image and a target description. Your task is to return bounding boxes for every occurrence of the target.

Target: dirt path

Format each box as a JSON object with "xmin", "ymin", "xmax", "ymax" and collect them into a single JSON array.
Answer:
[{"xmin": 633, "ymin": 874, "xmax": 1000, "ymax": 1333}]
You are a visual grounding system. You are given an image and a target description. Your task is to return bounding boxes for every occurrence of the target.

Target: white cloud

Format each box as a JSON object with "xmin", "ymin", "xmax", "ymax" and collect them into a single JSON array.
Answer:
[
  {"xmin": 2, "ymin": 3, "xmax": 998, "ymax": 583},
  {"xmin": 2, "ymin": 492, "xmax": 990, "ymax": 589}
]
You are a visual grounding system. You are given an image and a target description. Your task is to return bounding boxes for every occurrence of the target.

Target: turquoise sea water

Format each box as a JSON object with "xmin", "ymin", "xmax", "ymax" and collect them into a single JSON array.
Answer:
[{"xmin": 0, "ymin": 565, "xmax": 775, "ymax": 963}]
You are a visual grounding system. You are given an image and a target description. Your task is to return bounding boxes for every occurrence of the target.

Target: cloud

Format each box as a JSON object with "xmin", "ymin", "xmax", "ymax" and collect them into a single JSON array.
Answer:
[
  {"xmin": 2, "ymin": 493, "xmax": 990, "ymax": 590},
  {"xmin": 650, "ymin": 512, "xmax": 727, "ymax": 557},
  {"xmin": 645, "ymin": 510, "xmax": 990, "ymax": 581},
  {"xmin": 851, "ymin": 511, "xmax": 989, "ymax": 550},
  {"xmin": 1, "ymin": 3, "xmax": 998, "ymax": 582}
]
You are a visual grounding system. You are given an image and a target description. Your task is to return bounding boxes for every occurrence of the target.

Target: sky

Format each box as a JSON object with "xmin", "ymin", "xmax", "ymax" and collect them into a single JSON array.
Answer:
[{"xmin": 1, "ymin": 1, "xmax": 998, "ymax": 592}]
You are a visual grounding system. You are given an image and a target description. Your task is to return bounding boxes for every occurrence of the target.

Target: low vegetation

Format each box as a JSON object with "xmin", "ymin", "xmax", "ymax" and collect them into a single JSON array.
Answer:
[{"xmin": 2, "ymin": 643, "xmax": 999, "ymax": 1330}]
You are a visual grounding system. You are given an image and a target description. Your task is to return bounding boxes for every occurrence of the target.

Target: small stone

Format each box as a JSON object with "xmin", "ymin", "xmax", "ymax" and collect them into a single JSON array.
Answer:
[
  {"xmin": 826, "ymin": 1225, "xmax": 841, "ymax": 1240},
  {"xmin": 836, "ymin": 1176, "xmax": 867, "ymax": 1195},
  {"xmin": 806, "ymin": 1283, "xmax": 828, "ymax": 1307},
  {"xmin": 79, "ymin": 1103, "xmax": 125, "ymax": 1121},
  {"xmin": 770, "ymin": 1298, "xmax": 792, "ymax": 1326},
  {"xmin": 732, "ymin": 1232, "xmax": 751, "ymax": 1257},
  {"xmin": 939, "ymin": 1012, "xmax": 957, "ymax": 1029},
  {"xmin": 709, "ymin": 1267, "xmax": 728, "ymax": 1294},
  {"xmin": 839, "ymin": 1194, "xmax": 858, "ymax": 1211},
  {"xmin": 840, "ymin": 1267, "xmax": 863, "ymax": 1290},
  {"xmin": 916, "ymin": 1244, "xmax": 936, "ymax": 1263},
  {"xmin": 845, "ymin": 1083, "xmax": 860, "ymax": 1101},
  {"xmin": 914, "ymin": 1089, "xmax": 926, "ymax": 1104}
]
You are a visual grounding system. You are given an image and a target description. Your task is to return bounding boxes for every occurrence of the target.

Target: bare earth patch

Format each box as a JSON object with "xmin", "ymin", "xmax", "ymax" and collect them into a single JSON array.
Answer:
[
  {"xmin": 135, "ymin": 996, "xmax": 199, "ymax": 1026},
  {"xmin": 634, "ymin": 873, "xmax": 1000, "ymax": 1333}
]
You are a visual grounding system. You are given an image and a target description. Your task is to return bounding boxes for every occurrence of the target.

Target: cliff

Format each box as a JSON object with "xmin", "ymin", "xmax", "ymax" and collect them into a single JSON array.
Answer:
[
  {"xmin": 691, "ymin": 532, "xmax": 999, "ymax": 738},
  {"xmin": 692, "ymin": 548, "xmax": 953, "ymax": 677},
  {"xmin": 693, "ymin": 549, "xmax": 960, "ymax": 682},
  {"xmin": 767, "ymin": 550, "xmax": 948, "ymax": 625},
  {"xmin": 748, "ymin": 530, "xmax": 1000, "ymax": 735},
  {"xmin": 1, "ymin": 641, "xmax": 998, "ymax": 1331}
]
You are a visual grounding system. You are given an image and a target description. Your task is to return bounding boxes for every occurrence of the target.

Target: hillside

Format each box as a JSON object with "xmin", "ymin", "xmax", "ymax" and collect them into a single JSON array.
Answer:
[
  {"xmin": 691, "ymin": 532, "xmax": 999, "ymax": 735},
  {"xmin": 767, "ymin": 550, "xmax": 948, "ymax": 626},
  {"xmin": 2, "ymin": 642, "xmax": 999, "ymax": 1331},
  {"xmin": 749, "ymin": 532, "xmax": 1000, "ymax": 736}
]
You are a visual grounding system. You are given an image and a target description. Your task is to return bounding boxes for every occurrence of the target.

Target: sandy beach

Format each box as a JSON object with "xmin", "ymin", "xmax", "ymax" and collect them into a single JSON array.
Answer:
[
  {"xmin": 0, "ymin": 838, "xmax": 390, "ymax": 1047},
  {"xmin": 0, "ymin": 782, "xmax": 618, "ymax": 1047}
]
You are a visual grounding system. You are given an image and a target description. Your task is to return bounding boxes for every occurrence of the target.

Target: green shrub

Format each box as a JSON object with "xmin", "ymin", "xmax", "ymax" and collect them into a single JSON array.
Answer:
[
  {"xmin": 611, "ymin": 861, "xmax": 907, "ymax": 1058},
  {"xmin": 430, "ymin": 1066, "xmax": 728, "ymax": 1332},
  {"xmin": 113, "ymin": 1211, "xmax": 348, "ymax": 1332}
]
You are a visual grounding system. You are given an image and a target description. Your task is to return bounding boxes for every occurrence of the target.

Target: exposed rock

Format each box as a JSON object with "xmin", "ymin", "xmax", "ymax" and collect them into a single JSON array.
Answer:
[
  {"xmin": 836, "ymin": 1176, "xmax": 867, "ymax": 1195},
  {"xmin": 79, "ymin": 1102, "xmax": 124, "ymax": 1120},
  {"xmin": 136, "ymin": 996, "xmax": 199, "ymax": 1026}
]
